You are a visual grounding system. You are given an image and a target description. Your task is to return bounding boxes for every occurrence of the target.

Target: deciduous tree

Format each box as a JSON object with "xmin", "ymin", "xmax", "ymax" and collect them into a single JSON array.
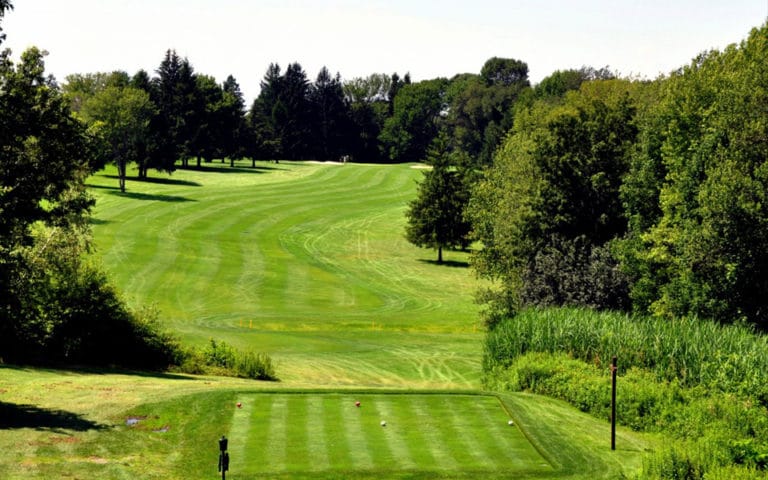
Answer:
[{"xmin": 379, "ymin": 78, "xmax": 447, "ymax": 163}]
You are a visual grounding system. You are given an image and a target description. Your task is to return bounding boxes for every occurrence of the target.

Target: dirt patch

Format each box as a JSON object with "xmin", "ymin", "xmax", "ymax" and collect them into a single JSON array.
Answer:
[
  {"xmin": 88, "ymin": 456, "xmax": 109, "ymax": 464},
  {"xmin": 50, "ymin": 435, "xmax": 80, "ymax": 445}
]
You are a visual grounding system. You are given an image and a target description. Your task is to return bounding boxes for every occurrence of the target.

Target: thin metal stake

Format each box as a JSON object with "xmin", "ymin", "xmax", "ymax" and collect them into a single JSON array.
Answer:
[{"xmin": 611, "ymin": 356, "xmax": 617, "ymax": 451}]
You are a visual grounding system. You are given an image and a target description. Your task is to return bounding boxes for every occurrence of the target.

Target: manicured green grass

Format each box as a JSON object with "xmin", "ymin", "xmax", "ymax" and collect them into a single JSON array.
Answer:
[
  {"xmin": 229, "ymin": 393, "xmax": 551, "ymax": 478},
  {"xmin": 88, "ymin": 161, "xmax": 483, "ymax": 388},
  {"xmin": 0, "ymin": 368, "xmax": 653, "ymax": 479}
]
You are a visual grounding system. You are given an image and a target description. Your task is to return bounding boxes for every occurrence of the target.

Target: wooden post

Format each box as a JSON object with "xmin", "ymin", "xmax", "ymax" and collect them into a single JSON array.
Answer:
[{"xmin": 610, "ymin": 356, "xmax": 617, "ymax": 451}]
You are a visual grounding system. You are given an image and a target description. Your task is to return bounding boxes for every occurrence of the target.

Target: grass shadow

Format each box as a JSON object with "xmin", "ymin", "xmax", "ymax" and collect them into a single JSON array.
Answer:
[
  {"xmin": 99, "ymin": 174, "xmax": 202, "ymax": 187},
  {"xmin": 177, "ymin": 164, "xmax": 284, "ymax": 174},
  {"xmin": 0, "ymin": 402, "xmax": 107, "ymax": 432},
  {"xmin": 419, "ymin": 259, "xmax": 471, "ymax": 269},
  {"xmin": 89, "ymin": 217, "xmax": 110, "ymax": 225},
  {"xmin": 0, "ymin": 364, "xmax": 197, "ymax": 381},
  {"xmin": 107, "ymin": 190, "xmax": 196, "ymax": 203}
]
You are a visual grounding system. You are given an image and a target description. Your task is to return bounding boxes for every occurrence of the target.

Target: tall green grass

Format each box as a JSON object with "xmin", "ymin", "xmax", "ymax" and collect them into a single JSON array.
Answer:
[
  {"xmin": 484, "ymin": 307, "xmax": 768, "ymax": 401},
  {"xmin": 484, "ymin": 308, "xmax": 768, "ymax": 479}
]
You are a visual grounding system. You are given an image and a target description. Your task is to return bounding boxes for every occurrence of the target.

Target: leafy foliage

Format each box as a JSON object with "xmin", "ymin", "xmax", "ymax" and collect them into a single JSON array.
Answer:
[
  {"xmin": 379, "ymin": 78, "xmax": 448, "ymax": 162},
  {"xmin": 179, "ymin": 339, "xmax": 277, "ymax": 381},
  {"xmin": 0, "ymin": 40, "xmax": 180, "ymax": 369},
  {"xmin": 468, "ymin": 80, "xmax": 639, "ymax": 318},
  {"xmin": 618, "ymin": 24, "xmax": 768, "ymax": 328}
]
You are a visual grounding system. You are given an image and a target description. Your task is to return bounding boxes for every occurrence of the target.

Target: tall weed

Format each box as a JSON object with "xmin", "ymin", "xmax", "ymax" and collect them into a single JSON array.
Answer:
[{"xmin": 484, "ymin": 308, "xmax": 768, "ymax": 401}]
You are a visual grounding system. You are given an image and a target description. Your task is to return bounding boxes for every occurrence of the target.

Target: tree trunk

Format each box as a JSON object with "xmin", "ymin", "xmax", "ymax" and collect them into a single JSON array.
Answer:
[
  {"xmin": 437, "ymin": 245, "xmax": 443, "ymax": 264},
  {"xmin": 197, "ymin": 155, "xmax": 201, "ymax": 168},
  {"xmin": 118, "ymin": 159, "xmax": 126, "ymax": 193}
]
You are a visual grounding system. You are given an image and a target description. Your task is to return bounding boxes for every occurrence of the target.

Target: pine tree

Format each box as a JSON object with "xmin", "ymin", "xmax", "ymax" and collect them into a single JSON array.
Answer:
[{"xmin": 405, "ymin": 131, "xmax": 471, "ymax": 263}]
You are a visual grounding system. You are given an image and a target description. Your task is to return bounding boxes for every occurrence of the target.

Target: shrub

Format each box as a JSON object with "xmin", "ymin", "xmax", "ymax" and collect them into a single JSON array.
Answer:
[
  {"xmin": 175, "ymin": 339, "xmax": 278, "ymax": 381},
  {"xmin": 520, "ymin": 236, "xmax": 630, "ymax": 311}
]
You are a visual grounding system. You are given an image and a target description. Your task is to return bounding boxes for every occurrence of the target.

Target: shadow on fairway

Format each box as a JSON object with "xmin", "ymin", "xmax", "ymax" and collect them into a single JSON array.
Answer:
[
  {"xmin": 0, "ymin": 402, "xmax": 106, "ymax": 432},
  {"xmin": 419, "ymin": 259, "xmax": 471, "ymax": 269},
  {"xmin": 177, "ymin": 164, "xmax": 287, "ymax": 174},
  {"xmin": 107, "ymin": 190, "xmax": 196, "ymax": 203},
  {"xmin": 0, "ymin": 364, "xmax": 196, "ymax": 381},
  {"xmin": 93, "ymin": 175, "xmax": 203, "ymax": 187},
  {"xmin": 87, "ymin": 182, "xmax": 197, "ymax": 201}
]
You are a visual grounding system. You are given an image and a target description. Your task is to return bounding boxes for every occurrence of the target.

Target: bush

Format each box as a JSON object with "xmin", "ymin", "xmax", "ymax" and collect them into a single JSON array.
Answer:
[
  {"xmin": 520, "ymin": 236, "xmax": 630, "ymax": 311},
  {"xmin": 175, "ymin": 339, "xmax": 278, "ymax": 381}
]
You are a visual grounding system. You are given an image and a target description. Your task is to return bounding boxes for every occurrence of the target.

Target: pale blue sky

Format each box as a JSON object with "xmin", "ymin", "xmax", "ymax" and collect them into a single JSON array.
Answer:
[{"xmin": 3, "ymin": 1, "xmax": 766, "ymax": 103}]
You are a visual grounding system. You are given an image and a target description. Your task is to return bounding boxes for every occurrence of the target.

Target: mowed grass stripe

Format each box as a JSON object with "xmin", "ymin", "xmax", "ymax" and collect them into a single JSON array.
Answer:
[
  {"xmin": 370, "ymin": 396, "xmax": 416, "ymax": 469},
  {"xmin": 410, "ymin": 396, "xmax": 460, "ymax": 470},
  {"xmin": 283, "ymin": 395, "xmax": 312, "ymax": 472},
  {"xmin": 305, "ymin": 395, "xmax": 331, "ymax": 471},
  {"xmin": 264, "ymin": 395, "xmax": 289, "ymax": 472},
  {"xmin": 340, "ymin": 396, "xmax": 375, "ymax": 470},
  {"xmin": 321, "ymin": 395, "xmax": 353, "ymax": 471}
]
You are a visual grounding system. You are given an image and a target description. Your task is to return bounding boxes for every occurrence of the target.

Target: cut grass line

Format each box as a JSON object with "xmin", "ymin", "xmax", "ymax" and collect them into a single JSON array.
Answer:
[
  {"xmin": 445, "ymin": 397, "xmax": 492, "ymax": 467},
  {"xmin": 285, "ymin": 395, "xmax": 311, "ymax": 472},
  {"xmin": 341, "ymin": 396, "xmax": 375, "ymax": 470},
  {"xmin": 370, "ymin": 396, "xmax": 416, "ymax": 470},
  {"xmin": 410, "ymin": 396, "xmax": 459, "ymax": 471},
  {"xmin": 229, "ymin": 396, "xmax": 254, "ymax": 472},
  {"xmin": 321, "ymin": 395, "xmax": 352, "ymax": 472},
  {"xmin": 305, "ymin": 396, "xmax": 331, "ymax": 472},
  {"xmin": 265, "ymin": 395, "xmax": 288, "ymax": 472}
]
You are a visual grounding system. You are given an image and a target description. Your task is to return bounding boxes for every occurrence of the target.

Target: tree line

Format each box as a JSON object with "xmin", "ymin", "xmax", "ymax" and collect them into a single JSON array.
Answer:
[
  {"xmin": 62, "ymin": 50, "xmax": 535, "ymax": 191},
  {"xmin": 467, "ymin": 22, "xmax": 768, "ymax": 331}
]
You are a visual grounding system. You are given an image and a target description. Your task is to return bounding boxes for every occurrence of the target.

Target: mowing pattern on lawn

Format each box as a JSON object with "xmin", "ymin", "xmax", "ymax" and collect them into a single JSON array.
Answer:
[
  {"xmin": 91, "ymin": 163, "xmax": 480, "ymax": 333},
  {"xmin": 89, "ymin": 162, "xmax": 485, "ymax": 388},
  {"xmin": 228, "ymin": 393, "xmax": 552, "ymax": 477}
]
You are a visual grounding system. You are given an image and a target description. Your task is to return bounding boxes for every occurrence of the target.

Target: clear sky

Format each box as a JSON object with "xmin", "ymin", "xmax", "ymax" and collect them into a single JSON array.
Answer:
[{"xmin": 3, "ymin": 0, "xmax": 766, "ymax": 104}]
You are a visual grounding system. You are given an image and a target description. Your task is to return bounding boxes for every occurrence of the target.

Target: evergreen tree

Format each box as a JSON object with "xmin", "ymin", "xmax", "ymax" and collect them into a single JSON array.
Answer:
[
  {"xmin": 405, "ymin": 131, "xmax": 471, "ymax": 263},
  {"xmin": 309, "ymin": 66, "xmax": 349, "ymax": 160},
  {"xmin": 222, "ymin": 75, "xmax": 247, "ymax": 166},
  {"xmin": 151, "ymin": 49, "xmax": 198, "ymax": 169},
  {"xmin": 248, "ymin": 63, "xmax": 283, "ymax": 160}
]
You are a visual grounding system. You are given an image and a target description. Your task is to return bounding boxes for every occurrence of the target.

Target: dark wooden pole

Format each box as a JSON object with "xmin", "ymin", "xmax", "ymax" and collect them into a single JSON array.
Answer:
[{"xmin": 611, "ymin": 355, "xmax": 617, "ymax": 451}]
